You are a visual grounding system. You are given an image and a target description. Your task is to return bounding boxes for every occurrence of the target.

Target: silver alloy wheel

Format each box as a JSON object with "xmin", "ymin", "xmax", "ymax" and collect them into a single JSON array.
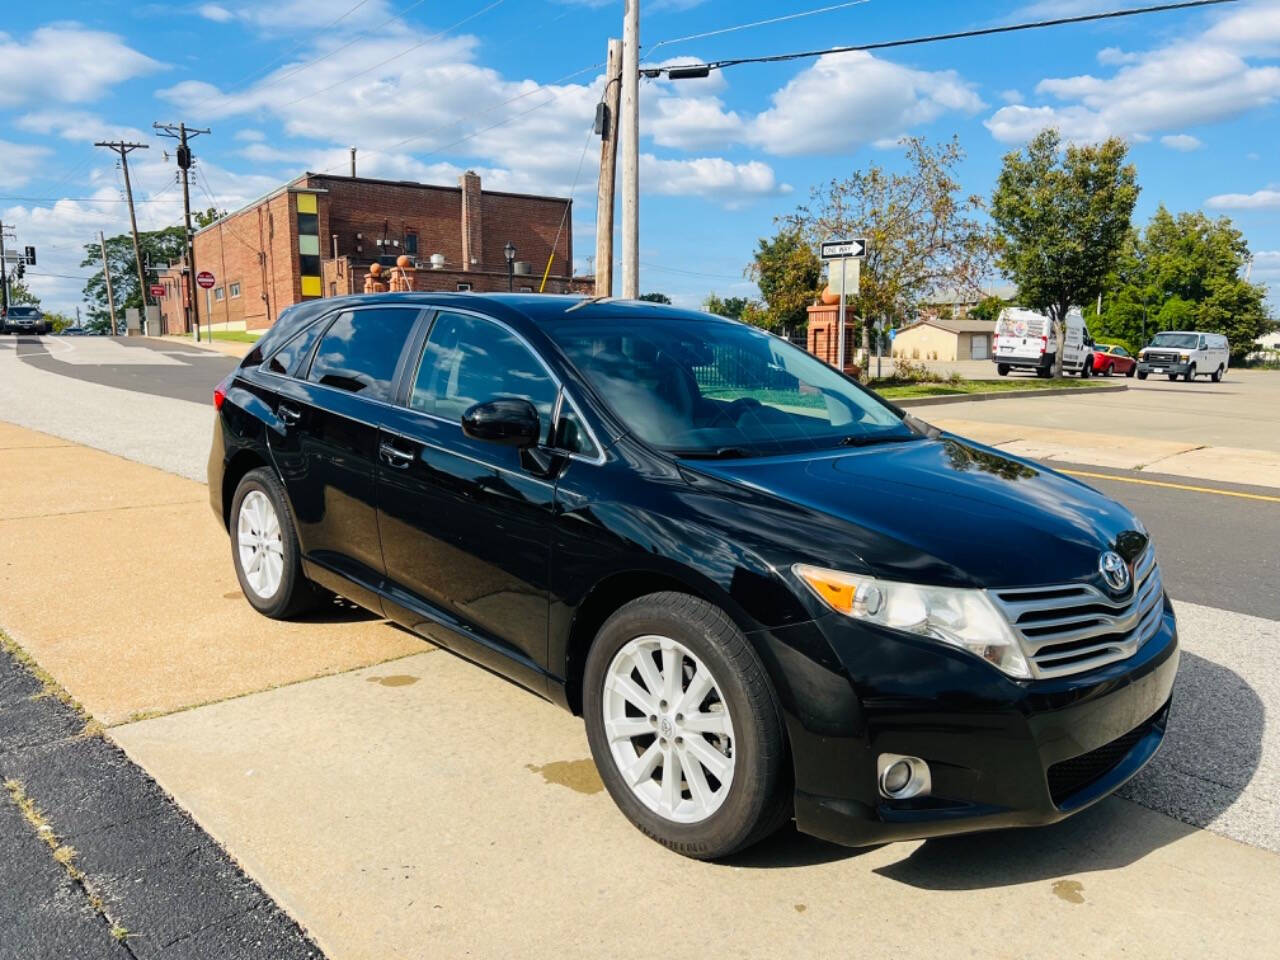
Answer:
[
  {"xmin": 236, "ymin": 489, "xmax": 285, "ymax": 599},
  {"xmin": 602, "ymin": 634, "xmax": 735, "ymax": 824}
]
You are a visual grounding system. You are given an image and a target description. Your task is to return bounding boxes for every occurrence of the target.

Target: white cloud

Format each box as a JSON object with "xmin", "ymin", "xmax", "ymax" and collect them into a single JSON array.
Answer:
[
  {"xmin": 986, "ymin": 2, "xmax": 1280, "ymax": 144},
  {"xmin": 646, "ymin": 95, "xmax": 744, "ymax": 150},
  {"xmin": 0, "ymin": 140, "xmax": 53, "ymax": 188},
  {"xmin": 999, "ymin": 89, "xmax": 1024, "ymax": 104},
  {"xmin": 234, "ymin": 129, "xmax": 267, "ymax": 142},
  {"xmin": 1205, "ymin": 188, "xmax": 1280, "ymax": 209},
  {"xmin": 749, "ymin": 52, "xmax": 984, "ymax": 156},
  {"xmin": 1161, "ymin": 133, "xmax": 1204, "ymax": 151},
  {"xmin": 640, "ymin": 155, "xmax": 790, "ymax": 208},
  {"xmin": 198, "ymin": 3, "xmax": 234, "ymax": 22},
  {"xmin": 0, "ymin": 26, "xmax": 162, "ymax": 107},
  {"xmin": 15, "ymin": 111, "xmax": 149, "ymax": 143}
]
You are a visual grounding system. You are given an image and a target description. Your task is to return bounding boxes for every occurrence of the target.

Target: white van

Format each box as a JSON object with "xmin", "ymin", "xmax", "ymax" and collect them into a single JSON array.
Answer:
[
  {"xmin": 993, "ymin": 307, "xmax": 1094, "ymax": 377},
  {"xmin": 1137, "ymin": 331, "xmax": 1229, "ymax": 382}
]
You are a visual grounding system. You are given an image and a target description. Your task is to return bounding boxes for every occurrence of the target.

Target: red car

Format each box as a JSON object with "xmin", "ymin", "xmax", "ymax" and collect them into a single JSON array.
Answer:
[{"xmin": 1092, "ymin": 344, "xmax": 1137, "ymax": 377}]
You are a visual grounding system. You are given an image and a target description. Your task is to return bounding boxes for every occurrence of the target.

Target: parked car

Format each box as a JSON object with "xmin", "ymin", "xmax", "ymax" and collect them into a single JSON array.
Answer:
[
  {"xmin": 2, "ymin": 305, "xmax": 46, "ymax": 335},
  {"xmin": 1137, "ymin": 332, "xmax": 1229, "ymax": 382},
  {"xmin": 1092, "ymin": 344, "xmax": 1137, "ymax": 377},
  {"xmin": 209, "ymin": 294, "xmax": 1176, "ymax": 859},
  {"xmin": 993, "ymin": 307, "xmax": 1095, "ymax": 377}
]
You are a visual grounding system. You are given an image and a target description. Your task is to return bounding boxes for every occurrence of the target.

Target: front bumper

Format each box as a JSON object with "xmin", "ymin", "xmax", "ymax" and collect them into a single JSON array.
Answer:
[
  {"xmin": 766, "ymin": 597, "xmax": 1178, "ymax": 847},
  {"xmin": 1138, "ymin": 359, "xmax": 1189, "ymax": 376}
]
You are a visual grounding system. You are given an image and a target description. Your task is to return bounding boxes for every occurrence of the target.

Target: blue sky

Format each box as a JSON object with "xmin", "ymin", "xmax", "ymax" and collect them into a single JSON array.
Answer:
[{"xmin": 2, "ymin": 0, "xmax": 1279, "ymax": 315}]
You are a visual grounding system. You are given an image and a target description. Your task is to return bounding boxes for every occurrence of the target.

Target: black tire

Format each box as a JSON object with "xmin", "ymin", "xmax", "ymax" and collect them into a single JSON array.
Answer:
[
  {"xmin": 1184, "ymin": 364, "xmax": 1196, "ymax": 383},
  {"xmin": 1103, "ymin": 363, "xmax": 1113, "ymax": 377},
  {"xmin": 1080, "ymin": 356, "xmax": 1092, "ymax": 377},
  {"xmin": 1126, "ymin": 365, "xmax": 1136, "ymax": 378},
  {"xmin": 996, "ymin": 363, "xmax": 1010, "ymax": 377},
  {"xmin": 229, "ymin": 467, "xmax": 318, "ymax": 619},
  {"xmin": 1167, "ymin": 374, "xmax": 1178, "ymax": 382},
  {"xmin": 1212, "ymin": 365, "xmax": 1223, "ymax": 383},
  {"xmin": 1036, "ymin": 366, "xmax": 1051, "ymax": 379},
  {"xmin": 583, "ymin": 592, "xmax": 790, "ymax": 860},
  {"xmin": 1137, "ymin": 371, "xmax": 1147, "ymax": 380}
]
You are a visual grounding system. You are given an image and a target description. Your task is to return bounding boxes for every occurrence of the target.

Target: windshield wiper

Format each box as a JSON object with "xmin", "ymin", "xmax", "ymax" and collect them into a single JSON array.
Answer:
[
  {"xmin": 837, "ymin": 433, "xmax": 920, "ymax": 448},
  {"xmin": 671, "ymin": 446, "xmax": 754, "ymax": 460}
]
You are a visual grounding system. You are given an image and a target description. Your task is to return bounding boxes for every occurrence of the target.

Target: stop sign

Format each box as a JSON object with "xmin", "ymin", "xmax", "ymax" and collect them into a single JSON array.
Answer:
[{"xmin": 196, "ymin": 271, "xmax": 216, "ymax": 289}]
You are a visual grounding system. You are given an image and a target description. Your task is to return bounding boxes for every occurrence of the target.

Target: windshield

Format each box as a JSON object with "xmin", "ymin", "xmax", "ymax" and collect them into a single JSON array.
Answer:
[
  {"xmin": 1149, "ymin": 333, "xmax": 1199, "ymax": 349},
  {"xmin": 7, "ymin": 307, "xmax": 38, "ymax": 317},
  {"xmin": 545, "ymin": 314, "xmax": 912, "ymax": 457}
]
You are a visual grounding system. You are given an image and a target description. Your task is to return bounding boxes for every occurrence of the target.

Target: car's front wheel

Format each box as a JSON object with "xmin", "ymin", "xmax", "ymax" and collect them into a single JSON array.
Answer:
[
  {"xmin": 584, "ymin": 592, "xmax": 790, "ymax": 860},
  {"xmin": 230, "ymin": 467, "xmax": 317, "ymax": 619}
]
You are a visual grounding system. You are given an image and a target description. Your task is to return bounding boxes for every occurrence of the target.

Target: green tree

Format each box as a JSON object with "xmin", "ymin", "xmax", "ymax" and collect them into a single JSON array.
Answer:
[
  {"xmin": 193, "ymin": 207, "xmax": 227, "ymax": 229},
  {"xmin": 969, "ymin": 294, "xmax": 1007, "ymax": 324},
  {"xmin": 787, "ymin": 136, "xmax": 992, "ymax": 357},
  {"xmin": 1091, "ymin": 206, "xmax": 1270, "ymax": 359},
  {"xmin": 42, "ymin": 310, "xmax": 74, "ymax": 333},
  {"xmin": 80, "ymin": 227, "xmax": 186, "ymax": 327},
  {"xmin": 744, "ymin": 225, "xmax": 821, "ymax": 334},
  {"xmin": 5, "ymin": 277, "xmax": 40, "ymax": 306},
  {"xmin": 702, "ymin": 293, "xmax": 751, "ymax": 319},
  {"xmin": 991, "ymin": 128, "xmax": 1139, "ymax": 376}
]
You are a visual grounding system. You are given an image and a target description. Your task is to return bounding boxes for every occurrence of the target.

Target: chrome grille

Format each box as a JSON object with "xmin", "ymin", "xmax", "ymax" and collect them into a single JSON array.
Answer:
[{"xmin": 990, "ymin": 547, "xmax": 1164, "ymax": 679}]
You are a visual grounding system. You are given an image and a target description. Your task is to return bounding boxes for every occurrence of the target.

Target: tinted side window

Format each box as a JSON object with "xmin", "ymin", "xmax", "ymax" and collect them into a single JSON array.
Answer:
[
  {"xmin": 555, "ymin": 400, "xmax": 599, "ymax": 458},
  {"xmin": 265, "ymin": 321, "xmax": 325, "ymax": 377},
  {"xmin": 306, "ymin": 308, "xmax": 420, "ymax": 402},
  {"xmin": 410, "ymin": 312, "xmax": 558, "ymax": 443}
]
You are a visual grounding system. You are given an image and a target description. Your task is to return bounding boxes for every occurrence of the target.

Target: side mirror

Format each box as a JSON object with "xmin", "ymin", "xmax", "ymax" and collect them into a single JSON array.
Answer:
[{"xmin": 462, "ymin": 397, "xmax": 540, "ymax": 448}]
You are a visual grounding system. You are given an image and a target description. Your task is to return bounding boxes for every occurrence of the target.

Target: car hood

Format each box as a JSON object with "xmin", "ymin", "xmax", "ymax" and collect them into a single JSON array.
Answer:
[{"xmin": 683, "ymin": 435, "xmax": 1146, "ymax": 589}]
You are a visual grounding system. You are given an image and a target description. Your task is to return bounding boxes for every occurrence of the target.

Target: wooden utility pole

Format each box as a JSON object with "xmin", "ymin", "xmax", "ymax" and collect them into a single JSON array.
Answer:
[
  {"xmin": 621, "ymin": 0, "xmax": 640, "ymax": 299},
  {"xmin": 594, "ymin": 38, "xmax": 622, "ymax": 298},
  {"xmin": 99, "ymin": 230, "xmax": 118, "ymax": 336},
  {"xmin": 95, "ymin": 141, "xmax": 150, "ymax": 333},
  {"xmin": 154, "ymin": 121, "xmax": 210, "ymax": 340}
]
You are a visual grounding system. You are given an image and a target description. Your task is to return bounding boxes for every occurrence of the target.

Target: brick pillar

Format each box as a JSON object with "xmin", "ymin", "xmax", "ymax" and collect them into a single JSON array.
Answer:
[{"xmin": 460, "ymin": 170, "xmax": 483, "ymax": 272}]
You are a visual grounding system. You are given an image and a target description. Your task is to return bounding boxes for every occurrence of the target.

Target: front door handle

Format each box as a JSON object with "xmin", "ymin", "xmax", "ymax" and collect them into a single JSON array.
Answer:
[
  {"xmin": 379, "ymin": 440, "xmax": 415, "ymax": 469},
  {"xmin": 278, "ymin": 401, "xmax": 302, "ymax": 425}
]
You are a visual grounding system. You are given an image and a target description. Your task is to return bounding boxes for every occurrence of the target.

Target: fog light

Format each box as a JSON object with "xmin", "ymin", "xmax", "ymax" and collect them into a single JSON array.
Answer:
[{"xmin": 877, "ymin": 754, "xmax": 931, "ymax": 800}]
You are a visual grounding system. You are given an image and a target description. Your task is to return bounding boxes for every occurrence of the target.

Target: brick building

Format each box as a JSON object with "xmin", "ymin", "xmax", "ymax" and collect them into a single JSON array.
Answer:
[{"xmin": 157, "ymin": 170, "xmax": 589, "ymax": 334}]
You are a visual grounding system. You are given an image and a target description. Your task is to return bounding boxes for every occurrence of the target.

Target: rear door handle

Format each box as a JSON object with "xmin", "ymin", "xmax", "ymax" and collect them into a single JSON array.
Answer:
[
  {"xmin": 278, "ymin": 402, "xmax": 302, "ymax": 425},
  {"xmin": 379, "ymin": 440, "xmax": 415, "ymax": 468}
]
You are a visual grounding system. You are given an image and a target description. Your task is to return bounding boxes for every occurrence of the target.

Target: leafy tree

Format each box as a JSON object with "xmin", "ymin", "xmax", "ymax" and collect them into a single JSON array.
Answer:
[
  {"xmin": 80, "ymin": 227, "xmax": 186, "ymax": 327},
  {"xmin": 744, "ymin": 225, "xmax": 821, "ymax": 334},
  {"xmin": 969, "ymin": 294, "xmax": 1007, "ymax": 324},
  {"xmin": 1090, "ymin": 206, "xmax": 1269, "ymax": 360},
  {"xmin": 992, "ymin": 129, "xmax": 1138, "ymax": 376},
  {"xmin": 4, "ymin": 277, "xmax": 40, "ymax": 306},
  {"xmin": 638, "ymin": 292, "xmax": 671, "ymax": 304},
  {"xmin": 786, "ymin": 136, "xmax": 992, "ymax": 356},
  {"xmin": 193, "ymin": 207, "xmax": 227, "ymax": 228},
  {"xmin": 702, "ymin": 293, "xmax": 751, "ymax": 319},
  {"xmin": 42, "ymin": 310, "xmax": 75, "ymax": 333}
]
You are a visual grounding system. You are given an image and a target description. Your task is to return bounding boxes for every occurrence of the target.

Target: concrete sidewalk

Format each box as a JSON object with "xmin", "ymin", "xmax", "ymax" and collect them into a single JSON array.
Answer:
[{"xmin": 0, "ymin": 419, "xmax": 1277, "ymax": 958}]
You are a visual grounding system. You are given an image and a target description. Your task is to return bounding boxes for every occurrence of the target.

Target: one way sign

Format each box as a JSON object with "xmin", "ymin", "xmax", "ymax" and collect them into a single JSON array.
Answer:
[{"xmin": 821, "ymin": 238, "xmax": 867, "ymax": 260}]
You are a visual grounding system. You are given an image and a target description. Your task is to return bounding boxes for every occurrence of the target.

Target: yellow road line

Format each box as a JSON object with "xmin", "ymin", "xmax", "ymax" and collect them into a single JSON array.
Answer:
[{"xmin": 1061, "ymin": 469, "xmax": 1280, "ymax": 503}]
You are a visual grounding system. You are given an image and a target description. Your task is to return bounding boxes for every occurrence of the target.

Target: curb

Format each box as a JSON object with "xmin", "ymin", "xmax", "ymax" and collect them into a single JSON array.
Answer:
[{"xmin": 893, "ymin": 383, "xmax": 1128, "ymax": 408}]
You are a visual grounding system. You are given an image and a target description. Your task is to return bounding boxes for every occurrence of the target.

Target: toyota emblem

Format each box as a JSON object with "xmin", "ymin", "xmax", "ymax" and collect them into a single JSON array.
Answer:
[{"xmin": 1099, "ymin": 551, "xmax": 1131, "ymax": 593}]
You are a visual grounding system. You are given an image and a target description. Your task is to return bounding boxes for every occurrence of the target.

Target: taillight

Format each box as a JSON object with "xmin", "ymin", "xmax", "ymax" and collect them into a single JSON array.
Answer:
[
  {"xmin": 213, "ymin": 373, "xmax": 233, "ymax": 410},
  {"xmin": 1040, "ymin": 335, "xmax": 1048, "ymax": 354}
]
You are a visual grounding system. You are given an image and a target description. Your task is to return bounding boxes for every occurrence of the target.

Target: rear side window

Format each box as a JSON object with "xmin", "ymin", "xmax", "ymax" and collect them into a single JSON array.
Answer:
[
  {"xmin": 306, "ymin": 308, "xmax": 420, "ymax": 402},
  {"xmin": 264, "ymin": 321, "xmax": 325, "ymax": 377},
  {"xmin": 409, "ymin": 311, "xmax": 558, "ymax": 442}
]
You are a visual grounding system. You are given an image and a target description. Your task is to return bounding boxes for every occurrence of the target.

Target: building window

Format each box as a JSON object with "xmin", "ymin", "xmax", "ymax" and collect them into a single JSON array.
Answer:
[
  {"xmin": 214, "ymin": 287, "xmax": 225, "ymax": 301},
  {"xmin": 456, "ymin": 282, "xmax": 472, "ymax": 292},
  {"xmin": 229, "ymin": 282, "xmax": 241, "ymax": 298},
  {"xmin": 404, "ymin": 231, "xmax": 418, "ymax": 255}
]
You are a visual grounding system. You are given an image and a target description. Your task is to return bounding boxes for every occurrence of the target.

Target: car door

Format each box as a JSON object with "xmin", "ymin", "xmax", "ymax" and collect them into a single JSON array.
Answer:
[
  {"xmin": 375, "ymin": 309, "xmax": 563, "ymax": 693},
  {"xmin": 268, "ymin": 305, "xmax": 423, "ymax": 608}
]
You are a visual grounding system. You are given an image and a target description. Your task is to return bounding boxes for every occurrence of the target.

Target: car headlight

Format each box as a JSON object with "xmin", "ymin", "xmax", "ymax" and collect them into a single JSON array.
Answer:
[{"xmin": 793, "ymin": 564, "xmax": 1031, "ymax": 679}]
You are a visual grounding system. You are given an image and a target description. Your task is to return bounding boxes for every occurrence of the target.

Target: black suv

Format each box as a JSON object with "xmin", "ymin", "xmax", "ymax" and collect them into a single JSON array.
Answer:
[{"xmin": 210, "ymin": 293, "xmax": 1177, "ymax": 859}]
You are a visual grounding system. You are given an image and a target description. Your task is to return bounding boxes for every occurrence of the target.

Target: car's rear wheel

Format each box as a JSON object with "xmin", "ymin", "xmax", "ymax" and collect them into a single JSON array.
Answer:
[
  {"xmin": 1212, "ymin": 364, "xmax": 1223, "ymax": 383},
  {"xmin": 1102, "ymin": 363, "xmax": 1113, "ymax": 376},
  {"xmin": 230, "ymin": 467, "xmax": 317, "ymax": 619},
  {"xmin": 584, "ymin": 592, "xmax": 790, "ymax": 860},
  {"xmin": 996, "ymin": 363, "xmax": 1010, "ymax": 376},
  {"xmin": 1036, "ymin": 366, "xmax": 1051, "ymax": 378}
]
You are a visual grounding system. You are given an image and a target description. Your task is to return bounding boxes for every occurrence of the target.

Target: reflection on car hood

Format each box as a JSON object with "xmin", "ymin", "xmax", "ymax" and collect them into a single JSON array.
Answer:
[{"xmin": 685, "ymin": 435, "xmax": 1145, "ymax": 589}]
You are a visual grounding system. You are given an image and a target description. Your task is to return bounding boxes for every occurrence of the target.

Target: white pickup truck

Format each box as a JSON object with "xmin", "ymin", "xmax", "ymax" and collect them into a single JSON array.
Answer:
[{"xmin": 993, "ymin": 307, "xmax": 1094, "ymax": 377}]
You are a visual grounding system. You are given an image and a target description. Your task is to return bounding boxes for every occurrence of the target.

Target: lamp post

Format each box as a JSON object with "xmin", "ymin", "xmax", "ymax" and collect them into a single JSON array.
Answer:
[{"xmin": 504, "ymin": 242, "xmax": 516, "ymax": 292}]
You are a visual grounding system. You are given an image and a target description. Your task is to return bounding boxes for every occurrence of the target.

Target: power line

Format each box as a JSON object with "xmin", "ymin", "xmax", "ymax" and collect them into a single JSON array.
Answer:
[
  {"xmin": 642, "ymin": 0, "xmax": 872, "ymax": 63},
  {"xmin": 640, "ymin": 0, "xmax": 1240, "ymax": 77},
  {"xmin": 0, "ymin": 196, "xmax": 179, "ymax": 204}
]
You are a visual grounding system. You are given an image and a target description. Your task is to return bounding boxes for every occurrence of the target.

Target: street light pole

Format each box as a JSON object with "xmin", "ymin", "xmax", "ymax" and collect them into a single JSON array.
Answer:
[
  {"xmin": 504, "ymin": 242, "xmax": 516, "ymax": 292},
  {"xmin": 621, "ymin": 0, "xmax": 640, "ymax": 299}
]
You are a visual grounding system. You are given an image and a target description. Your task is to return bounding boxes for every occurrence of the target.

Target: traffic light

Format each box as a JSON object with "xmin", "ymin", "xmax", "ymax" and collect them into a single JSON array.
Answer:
[
  {"xmin": 15, "ymin": 262, "xmax": 24, "ymax": 279},
  {"xmin": 24, "ymin": 246, "xmax": 35, "ymax": 266}
]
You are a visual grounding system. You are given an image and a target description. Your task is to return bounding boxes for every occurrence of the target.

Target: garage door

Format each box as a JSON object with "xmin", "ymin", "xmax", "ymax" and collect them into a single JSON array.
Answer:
[{"xmin": 970, "ymin": 335, "xmax": 989, "ymax": 360}]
